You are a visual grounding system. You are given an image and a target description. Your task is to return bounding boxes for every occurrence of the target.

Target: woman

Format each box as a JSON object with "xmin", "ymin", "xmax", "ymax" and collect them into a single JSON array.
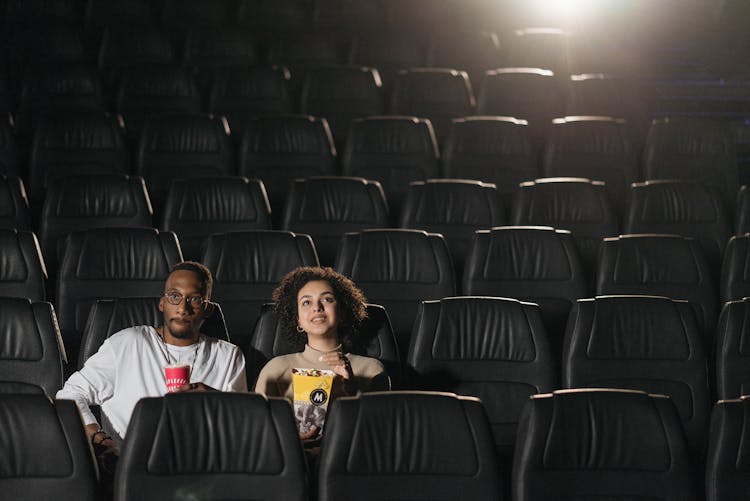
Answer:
[{"xmin": 254, "ymin": 266, "xmax": 390, "ymax": 437}]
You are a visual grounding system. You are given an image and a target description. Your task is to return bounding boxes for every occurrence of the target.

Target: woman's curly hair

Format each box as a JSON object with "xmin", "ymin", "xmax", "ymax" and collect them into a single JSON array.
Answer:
[{"xmin": 273, "ymin": 266, "xmax": 368, "ymax": 352}]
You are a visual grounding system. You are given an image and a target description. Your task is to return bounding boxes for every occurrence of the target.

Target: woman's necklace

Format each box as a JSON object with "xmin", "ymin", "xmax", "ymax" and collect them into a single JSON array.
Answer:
[{"xmin": 155, "ymin": 326, "xmax": 201, "ymax": 370}]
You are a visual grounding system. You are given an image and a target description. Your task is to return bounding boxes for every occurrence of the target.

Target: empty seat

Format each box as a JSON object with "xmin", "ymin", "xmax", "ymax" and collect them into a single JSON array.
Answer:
[
  {"xmin": 39, "ymin": 174, "xmax": 153, "ymax": 273},
  {"xmin": 506, "ymin": 28, "xmax": 571, "ymax": 75},
  {"xmin": 736, "ymin": 184, "xmax": 750, "ymax": 235},
  {"xmin": 720, "ymin": 234, "xmax": 750, "ymax": 303},
  {"xmin": 238, "ymin": 115, "xmax": 336, "ymax": 221},
  {"xmin": 511, "ymin": 177, "xmax": 618, "ymax": 274},
  {"xmin": 564, "ymin": 295, "xmax": 710, "ymax": 456},
  {"xmin": 0, "ymin": 395, "xmax": 98, "ymax": 501},
  {"xmin": 318, "ymin": 391, "xmax": 502, "ymax": 501},
  {"xmin": 463, "ymin": 226, "xmax": 588, "ymax": 353},
  {"xmin": 342, "ymin": 116, "xmax": 440, "ymax": 218},
  {"xmin": 597, "ymin": 234, "xmax": 717, "ymax": 333},
  {"xmin": 389, "ymin": 68, "xmax": 475, "ymax": 144},
  {"xmin": 715, "ymin": 298, "xmax": 750, "ymax": 399},
  {"xmin": 28, "ymin": 113, "xmax": 130, "ymax": 203},
  {"xmin": 98, "ymin": 28, "xmax": 174, "ymax": 84},
  {"xmin": 182, "ymin": 28, "xmax": 260, "ymax": 89},
  {"xmin": 79, "ymin": 297, "xmax": 230, "ymax": 369},
  {"xmin": 281, "ymin": 177, "xmax": 388, "ymax": 266},
  {"xmin": 0, "ymin": 229, "xmax": 46, "ymax": 301},
  {"xmin": 625, "ymin": 180, "xmax": 731, "ymax": 267},
  {"xmin": 135, "ymin": 115, "xmax": 233, "ymax": 209},
  {"xmin": 115, "ymin": 393, "xmax": 307, "ymax": 501},
  {"xmin": 476, "ymin": 68, "xmax": 563, "ymax": 146},
  {"xmin": 400, "ymin": 179, "xmax": 505, "ymax": 277},
  {"xmin": 334, "ymin": 229, "xmax": 455, "ymax": 356},
  {"xmin": 249, "ymin": 302, "xmax": 400, "ymax": 387},
  {"xmin": 349, "ymin": 31, "xmax": 428, "ymax": 88},
  {"xmin": 161, "ymin": 177, "xmax": 271, "ymax": 262},
  {"xmin": 426, "ymin": 30, "xmax": 502, "ymax": 89},
  {"xmin": 9, "ymin": 26, "xmax": 90, "ymax": 79},
  {"xmin": 644, "ymin": 117, "xmax": 738, "ymax": 204},
  {"xmin": 0, "ymin": 176, "xmax": 31, "ymax": 230},
  {"xmin": 513, "ymin": 389, "xmax": 698, "ymax": 501},
  {"xmin": 207, "ymin": 67, "xmax": 294, "ymax": 137},
  {"xmin": 0, "ymin": 116, "xmax": 20, "ymax": 177},
  {"xmin": 441, "ymin": 116, "xmax": 538, "ymax": 207},
  {"xmin": 201, "ymin": 230, "xmax": 319, "ymax": 355},
  {"xmin": 299, "ymin": 66, "xmax": 384, "ymax": 148},
  {"xmin": 267, "ymin": 31, "xmax": 348, "ymax": 88},
  {"xmin": 408, "ymin": 296, "xmax": 557, "ymax": 469},
  {"xmin": 706, "ymin": 397, "xmax": 750, "ymax": 501},
  {"xmin": 542, "ymin": 115, "xmax": 640, "ymax": 211},
  {"xmin": 0, "ymin": 297, "xmax": 64, "ymax": 396},
  {"xmin": 56, "ymin": 227, "xmax": 182, "ymax": 360}
]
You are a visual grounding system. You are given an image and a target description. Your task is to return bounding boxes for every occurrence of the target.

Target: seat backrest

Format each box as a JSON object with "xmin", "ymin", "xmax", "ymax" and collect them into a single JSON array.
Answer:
[
  {"xmin": 408, "ymin": 296, "xmax": 557, "ymax": 463},
  {"xmin": 79, "ymin": 297, "xmax": 229, "ymax": 369},
  {"xmin": 736, "ymin": 184, "xmax": 750, "ymax": 236},
  {"xmin": 721, "ymin": 235, "xmax": 750, "ymax": 304},
  {"xmin": 28, "ymin": 113, "xmax": 130, "ymax": 201},
  {"xmin": 161, "ymin": 177, "xmax": 271, "ymax": 262},
  {"xmin": 564, "ymin": 295, "xmax": 710, "ymax": 456},
  {"xmin": 39, "ymin": 174, "xmax": 153, "ymax": 272},
  {"xmin": 511, "ymin": 177, "xmax": 618, "ymax": 273},
  {"xmin": 342, "ymin": 116, "xmax": 439, "ymax": 216},
  {"xmin": 706, "ymin": 397, "xmax": 750, "ymax": 501},
  {"xmin": 0, "ymin": 116, "xmax": 20, "ymax": 177},
  {"xmin": 183, "ymin": 29, "xmax": 259, "ymax": 73},
  {"xmin": 318, "ymin": 391, "xmax": 502, "ymax": 501},
  {"xmin": 0, "ymin": 298, "xmax": 64, "ymax": 396},
  {"xmin": 463, "ymin": 226, "xmax": 588, "ymax": 353},
  {"xmin": 348, "ymin": 31, "xmax": 428, "ymax": 87},
  {"xmin": 715, "ymin": 298, "xmax": 750, "ymax": 399},
  {"xmin": 201, "ymin": 230, "xmax": 319, "ymax": 354},
  {"xmin": 56, "ymin": 228, "xmax": 182, "ymax": 359},
  {"xmin": 426, "ymin": 30, "xmax": 501, "ymax": 90},
  {"xmin": 0, "ymin": 176, "xmax": 31, "ymax": 230},
  {"xmin": 513, "ymin": 389, "xmax": 697, "ymax": 501},
  {"xmin": 596, "ymin": 234, "xmax": 717, "ymax": 333},
  {"xmin": 334, "ymin": 229, "xmax": 455, "ymax": 356},
  {"xmin": 0, "ymin": 395, "xmax": 98, "ymax": 501},
  {"xmin": 249, "ymin": 302, "xmax": 400, "ymax": 387},
  {"xmin": 441, "ymin": 116, "xmax": 537, "ymax": 206},
  {"xmin": 115, "ymin": 393, "xmax": 307, "ymax": 501},
  {"xmin": 644, "ymin": 117, "xmax": 738, "ymax": 204},
  {"xmin": 135, "ymin": 114, "xmax": 233, "ymax": 207},
  {"xmin": 281, "ymin": 176, "xmax": 389, "ymax": 266},
  {"xmin": 625, "ymin": 180, "xmax": 731, "ymax": 268},
  {"xmin": 400, "ymin": 179, "xmax": 505, "ymax": 276},
  {"xmin": 506, "ymin": 28, "xmax": 570, "ymax": 74},
  {"xmin": 0, "ymin": 229, "xmax": 46, "ymax": 302},
  {"xmin": 98, "ymin": 27, "xmax": 174, "ymax": 82},
  {"xmin": 542, "ymin": 115, "xmax": 640, "ymax": 211}
]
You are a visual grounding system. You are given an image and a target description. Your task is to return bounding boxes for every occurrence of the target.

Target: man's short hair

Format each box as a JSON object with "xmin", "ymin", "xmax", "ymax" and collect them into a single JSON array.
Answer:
[{"xmin": 169, "ymin": 261, "xmax": 213, "ymax": 299}]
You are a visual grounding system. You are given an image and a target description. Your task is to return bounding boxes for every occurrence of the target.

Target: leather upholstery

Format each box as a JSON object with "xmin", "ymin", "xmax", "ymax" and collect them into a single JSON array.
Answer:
[
  {"xmin": 706, "ymin": 397, "xmax": 750, "ymax": 501},
  {"xmin": 0, "ymin": 229, "xmax": 46, "ymax": 301},
  {"xmin": 715, "ymin": 298, "xmax": 750, "ymax": 399},
  {"xmin": 0, "ymin": 176, "xmax": 31, "ymax": 230},
  {"xmin": 720, "ymin": 234, "xmax": 750, "ymax": 303}
]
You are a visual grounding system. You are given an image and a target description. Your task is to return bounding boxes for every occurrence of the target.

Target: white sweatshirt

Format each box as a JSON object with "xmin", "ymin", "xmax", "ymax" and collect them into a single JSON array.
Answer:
[{"xmin": 56, "ymin": 325, "xmax": 247, "ymax": 444}]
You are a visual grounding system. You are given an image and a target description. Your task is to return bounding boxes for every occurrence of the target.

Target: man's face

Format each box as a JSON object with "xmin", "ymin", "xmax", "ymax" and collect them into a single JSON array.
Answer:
[{"xmin": 158, "ymin": 269, "xmax": 208, "ymax": 340}]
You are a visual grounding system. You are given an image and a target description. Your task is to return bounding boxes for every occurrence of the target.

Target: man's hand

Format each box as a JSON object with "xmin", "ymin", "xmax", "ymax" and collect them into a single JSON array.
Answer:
[
  {"xmin": 86, "ymin": 423, "xmax": 116, "ymax": 450},
  {"xmin": 300, "ymin": 425, "xmax": 319, "ymax": 441},
  {"xmin": 172, "ymin": 382, "xmax": 218, "ymax": 393},
  {"xmin": 318, "ymin": 351, "xmax": 353, "ymax": 380}
]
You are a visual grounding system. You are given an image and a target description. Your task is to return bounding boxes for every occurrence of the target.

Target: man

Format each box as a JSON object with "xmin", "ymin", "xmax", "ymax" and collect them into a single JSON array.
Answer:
[{"xmin": 57, "ymin": 261, "xmax": 247, "ymax": 450}]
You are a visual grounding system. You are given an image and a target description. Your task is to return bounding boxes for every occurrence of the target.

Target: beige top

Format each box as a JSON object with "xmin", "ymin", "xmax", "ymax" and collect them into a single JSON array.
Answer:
[{"xmin": 254, "ymin": 344, "xmax": 390, "ymax": 402}]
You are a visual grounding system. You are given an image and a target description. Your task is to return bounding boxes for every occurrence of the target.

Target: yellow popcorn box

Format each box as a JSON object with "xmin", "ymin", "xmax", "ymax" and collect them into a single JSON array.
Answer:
[{"xmin": 292, "ymin": 367, "xmax": 335, "ymax": 435}]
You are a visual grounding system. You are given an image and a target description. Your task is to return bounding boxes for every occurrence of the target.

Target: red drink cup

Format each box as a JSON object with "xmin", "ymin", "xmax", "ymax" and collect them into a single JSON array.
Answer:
[{"xmin": 164, "ymin": 364, "xmax": 190, "ymax": 393}]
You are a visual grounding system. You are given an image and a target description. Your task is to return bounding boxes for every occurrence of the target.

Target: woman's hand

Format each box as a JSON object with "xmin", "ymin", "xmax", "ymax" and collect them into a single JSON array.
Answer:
[
  {"xmin": 173, "ymin": 382, "xmax": 217, "ymax": 392},
  {"xmin": 319, "ymin": 351, "xmax": 353, "ymax": 380}
]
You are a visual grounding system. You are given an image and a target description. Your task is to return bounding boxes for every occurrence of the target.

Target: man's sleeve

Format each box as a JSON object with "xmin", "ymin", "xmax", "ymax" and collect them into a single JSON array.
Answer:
[
  {"xmin": 55, "ymin": 339, "xmax": 117, "ymax": 426},
  {"xmin": 224, "ymin": 347, "xmax": 248, "ymax": 392}
]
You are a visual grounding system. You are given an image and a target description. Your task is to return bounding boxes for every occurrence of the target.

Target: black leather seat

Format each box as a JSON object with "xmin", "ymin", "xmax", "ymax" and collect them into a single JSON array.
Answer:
[
  {"xmin": 318, "ymin": 391, "xmax": 502, "ymax": 501},
  {"xmin": 426, "ymin": 30, "xmax": 501, "ymax": 91},
  {"xmin": 0, "ymin": 175, "xmax": 31, "ymax": 230},
  {"xmin": 201, "ymin": 230, "xmax": 319, "ymax": 357},
  {"xmin": 0, "ymin": 297, "xmax": 64, "ymax": 396},
  {"xmin": 706, "ymin": 396, "xmax": 750, "ymax": 501},
  {"xmin": 56, "ymin": 228, "xmax": 182, "ymax": 361},
  {"xmin": 715, "ymin": 298, "xmax": 750, "ymax": 399},
  {"xmin": 441, "ymin": 116, "xmax": 538, "ymax": 208},
  {"xmin": 506, "ymin": 28, "xmax": 571, "ymax": 75},
  {"xmin": 182, "ymin": 28, "xmax": 260, "ymax": 90},
  {"xmin": 79, "ymin": 297, "xmax": 229, "ymax": 369},
  {"xmin": 334, "ymin": 229, "xmax": 455, "ymax": 358},
  {"xmin": 161, "ymin": 177, "xmax": 271, "ymax": 262},
  {"xmin": 463, "ymin": 226, "xmax": 588, "ymax": 354},
  {"xmin": 597, "ymin": 234, "xmax": 717, "ymax": 334},
  {"xmin": 115, "ymin": 393, "xmax": 307, "ymax": 501},
  {"xmin": 342, "ymin": 116, "xmax": 440, "ymax": 219},
  {"xmin": 0, "ymin": 394, "xmax": 98, "ymax": 501},
  {"xmin": 736, "ymin": 184, "xmax": 750, "ymax": 236},
  {"xmin": 266, "ymin": 31, "xmax": 348, "ymax": 90},
  {"xmin": 0, "ymin": 229, "xmax": 46, "ymax": 302},
  {"xmin": 97, "ymin": 27, "xmax": 174, "ymax": 85},
  {"xmin": 720, "ymin": 234, "xmax": 750, "ymax": 303},
  {"xmin": 408, "ymin": 296, "xmax": 557, "ymax": 473},
  {"xmin": 250, "ymin": 302, "xmax": 400, "ymax": 388},
  {"xmin": 281, "ymin": 176, "xmax": 389, "ymax": 266},
  {"xmin": 348, "ymin": 31, "xmax": 428, "ymax": 89},
  {"xmin": 563, "ymin": 295, "xmax": 710, "ymax": 457},
  {"xmin": 513, "ymin": 389, "xmax": 698, "ymax": 501},
  {"xmin": 400, "ymin": 179, "xmax": 505, "ymax": 277}
]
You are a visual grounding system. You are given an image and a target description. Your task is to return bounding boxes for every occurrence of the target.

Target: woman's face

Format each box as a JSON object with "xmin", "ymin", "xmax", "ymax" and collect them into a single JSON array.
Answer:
[{"xmin": 297, "ymin": 280, "xmax": 340, "ymax": 341}]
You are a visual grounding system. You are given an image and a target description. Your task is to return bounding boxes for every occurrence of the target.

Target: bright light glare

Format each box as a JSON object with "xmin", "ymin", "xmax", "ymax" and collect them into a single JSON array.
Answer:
[{"xmin": 535, "ymin": 0, "xmax": 594, "ymax": 18}]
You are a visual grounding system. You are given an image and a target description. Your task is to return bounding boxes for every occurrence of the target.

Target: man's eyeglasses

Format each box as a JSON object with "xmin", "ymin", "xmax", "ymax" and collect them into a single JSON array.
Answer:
[{"xmin": 163, "ymin": 292, "xmax": 205, "ymax": 307}]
